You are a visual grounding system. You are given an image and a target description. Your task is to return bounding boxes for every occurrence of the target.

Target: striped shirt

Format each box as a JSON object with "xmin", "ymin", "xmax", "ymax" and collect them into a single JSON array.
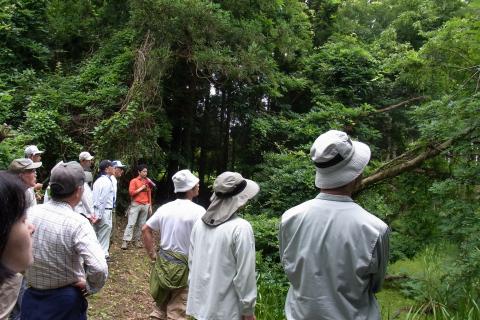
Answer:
[{"xmin": 26, "ymin": 201, "xmax": 108, "ymax": 293}]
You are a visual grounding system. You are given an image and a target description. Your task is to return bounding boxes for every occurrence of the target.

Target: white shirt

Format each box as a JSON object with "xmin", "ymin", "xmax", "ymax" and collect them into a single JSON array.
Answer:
[
  {"xmin": 111, "ymin": 176, "xmax": 117, "ymax": 207},
  {"xmin": 25, "ymin": 188, "xmax": 36, "ymax": 208},
  {"xmin": 26, "ymin": 201, "xmax": 108, "ymax": 293},
  {"xmin": 187, "ymin": 215, "xmax": 257, "ymax": 320},
  {"xmin": 92, "ymin": 174, "xmax": 114, "ymax": 219},
  {"xmin": 73, "ymin": 182, "xmax": 93, "ymax": 218},
  {"xmin": 280, "ymin": 193, "xmax": 389, "ymax": 320},
  {"xmin": 146, "ymin": 199, "xmax": 205, "ymax": 255}
]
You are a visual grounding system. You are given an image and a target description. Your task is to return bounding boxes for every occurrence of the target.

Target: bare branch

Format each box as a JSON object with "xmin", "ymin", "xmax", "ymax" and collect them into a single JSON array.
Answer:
[{"xmin": 375, "ymin": 96, "xmax": 427, "ymax": 113}]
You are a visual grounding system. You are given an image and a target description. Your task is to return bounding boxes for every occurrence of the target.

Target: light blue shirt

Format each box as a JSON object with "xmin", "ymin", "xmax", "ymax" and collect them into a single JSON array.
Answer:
[
  {"xmin": 280, "ymin": 193, "xmax": 389, "ymax": 320},
  {"xmin": 92, "ymin": 175, "xmax": 114, "ymax": 219}
]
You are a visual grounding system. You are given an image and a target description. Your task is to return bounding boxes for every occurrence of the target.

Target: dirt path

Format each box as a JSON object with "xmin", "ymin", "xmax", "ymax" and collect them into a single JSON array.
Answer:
[{"xmin": 87, "ymin": 216, "xmax": 155, "ymax": 319}]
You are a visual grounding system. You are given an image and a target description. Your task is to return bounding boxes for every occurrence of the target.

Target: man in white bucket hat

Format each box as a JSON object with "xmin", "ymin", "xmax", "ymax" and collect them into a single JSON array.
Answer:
[
  {"xmin": 279, "ymin": 130, "xmax": 389, "ymax": 320},
  {"xmin": 187, "ymin": 172, "xmax": 259, "ymax": 320},
  {"xmin": 143, "ymin": 169, "xmax": 205, "ymax": 320}
]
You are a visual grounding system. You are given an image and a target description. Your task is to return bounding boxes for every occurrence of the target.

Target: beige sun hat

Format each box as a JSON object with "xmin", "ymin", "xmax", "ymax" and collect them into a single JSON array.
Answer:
[
  {"xmin": 8, "ymin": 158, "xmax": 42, "ymax": 173},
  {"xmin": 310, "ymin": 130, "xmax": 371, "ymax": 189},
  {"xmin": 201, "ymin": 172, "xmax": 259, "ymax": 227},
  {"xmin": 172, "ymin": 169, "xmax": 199, "ymax": 193}
]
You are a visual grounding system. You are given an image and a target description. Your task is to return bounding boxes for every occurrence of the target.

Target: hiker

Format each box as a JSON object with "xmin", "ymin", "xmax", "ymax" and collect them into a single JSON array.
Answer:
[
  {"xmin": 8, "ymin": 158, "xmax": 42, "ymax": 208},
  {"xmin": 121, "ymin": 164, "xmax": 152, "ymax": 250},
  {"xmin": 0, "ymin": 172, "xmax": 35, "ymax": 319},
  {"xmin": 22, "ymin": 161, "xmax": 107, "ymax": 319},
  {"xmin": 79, "ymin": 151, "xmax": 94, "ymax": 188},
  {"xmin": 111, "ymin": 160, "xmax": 127, "ymax": 239},
  {"xmin": 24, "ymin": 145, "xmax": 44, "ymax": 194},
  {"xmin": 187, "ymin": 172, "xmax": 259, "ymax": 320},
  {"xmin": 279, "ymin": 130, "xmax": 390, "ymax": 320},
  {"xmin": 92, "ymin": 160, "xmax": 115, "ymax": 261},
  {"xmin": 143, "ymin": 169, "xmax": 205, "ymax": 319}
]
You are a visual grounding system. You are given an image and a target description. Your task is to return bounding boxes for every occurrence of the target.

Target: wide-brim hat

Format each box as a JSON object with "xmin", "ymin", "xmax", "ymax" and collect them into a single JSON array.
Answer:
[
  {"xmin": 311, "ymin": 130, "xmax": 371, "ymax": 189},
  {"xmin": 202, "ymin": 172, "xmax": 259, "ymax": 227},
  {"xmin": 9, "ymin": 158, "xmax": 42, "ymax": 173}
]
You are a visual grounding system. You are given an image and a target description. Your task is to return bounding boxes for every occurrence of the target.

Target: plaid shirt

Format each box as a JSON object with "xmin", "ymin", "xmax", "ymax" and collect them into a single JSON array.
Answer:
[{"xmin": 26, "ymin": 201, "xmax": 108, "ymax": 293}]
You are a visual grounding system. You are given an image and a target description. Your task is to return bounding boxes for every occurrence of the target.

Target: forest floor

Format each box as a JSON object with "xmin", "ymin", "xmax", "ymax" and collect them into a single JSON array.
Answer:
[{"xmin": 88, "ymin": 216, "xmax": 155, "ymax": 319}]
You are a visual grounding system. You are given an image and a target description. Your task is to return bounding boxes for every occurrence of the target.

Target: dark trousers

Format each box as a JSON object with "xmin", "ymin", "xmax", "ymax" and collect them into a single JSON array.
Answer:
[{"xmin": 21, "ymin": 286, "xmax": 88, "ymax": 320}]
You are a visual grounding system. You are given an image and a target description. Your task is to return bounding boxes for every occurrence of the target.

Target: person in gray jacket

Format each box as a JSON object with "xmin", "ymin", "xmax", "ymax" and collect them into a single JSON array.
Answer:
[{"xmin": 279, "ymin": 130, "xmax": 389, "ymax": 320}]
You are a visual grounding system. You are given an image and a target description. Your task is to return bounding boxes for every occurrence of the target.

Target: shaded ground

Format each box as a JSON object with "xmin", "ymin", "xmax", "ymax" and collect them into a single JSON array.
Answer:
[{"xmin": 88, "ymin": 216, "xmax": 155, "ymax": 319}]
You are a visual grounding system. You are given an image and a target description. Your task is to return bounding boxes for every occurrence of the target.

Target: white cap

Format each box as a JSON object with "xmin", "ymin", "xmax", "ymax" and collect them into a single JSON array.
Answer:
[
  {"xmin": 310, "ymin": 130, "xmax": 371, "ymax": 189},
  {"xmin": 172, "ymin": 169, "xmax": 199, "ymax": 193},
  {"xmin": 25, "ymin": 145, "xmax": 44, "ymax": 157},
  {"xmin": 112, "ymin": 160, "xmax": 127, "ymax": 168},
  {"xmin": 79, "ymin": 151, "xmax": 94, "ymax": 161}
]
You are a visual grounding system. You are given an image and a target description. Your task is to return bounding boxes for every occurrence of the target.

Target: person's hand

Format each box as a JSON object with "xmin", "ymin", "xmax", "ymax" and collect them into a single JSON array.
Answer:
[
  {"xmin": 242, "ymin": 315, "xmax": 256, "ymax": 320},
  {"xmin": 73, "ymin": 277, "xmax": 88, "ymax": 296},
  {"xmin": 90, "ymin": 215, "xmax": 99, "ymax": 224},
  {"xmin": 34, "ymin": 183, "xmax": 43, "ymax": 191},
  {"xmin": 148, "ymin": 205, "xmax": 153, "ymax": 216}
]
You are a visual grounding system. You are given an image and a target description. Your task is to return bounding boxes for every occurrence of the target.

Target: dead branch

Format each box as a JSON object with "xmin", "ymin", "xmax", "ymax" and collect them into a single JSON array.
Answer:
[{"xmin": 375, "ymin": 96, "xmax": 427, "ymax": 113}]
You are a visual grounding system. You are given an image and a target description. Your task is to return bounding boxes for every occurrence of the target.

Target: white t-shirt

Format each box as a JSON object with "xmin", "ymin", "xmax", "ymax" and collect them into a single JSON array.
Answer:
[{"xmin": 146, "ymin": 199, "xmax": 205, "ymax": 256}]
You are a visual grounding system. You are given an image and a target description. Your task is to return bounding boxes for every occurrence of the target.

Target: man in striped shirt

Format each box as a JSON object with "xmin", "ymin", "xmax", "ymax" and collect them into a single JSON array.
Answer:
[{"xmin": 22, "ymin": 161, "xmax": 108, "ymax": 320}]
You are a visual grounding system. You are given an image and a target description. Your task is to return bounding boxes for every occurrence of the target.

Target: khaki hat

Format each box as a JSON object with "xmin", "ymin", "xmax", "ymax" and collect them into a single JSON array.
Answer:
[
  {"xmin": 50, "ymin": 161, "xmax": 85, "ymax": 196},
  {"xmin": 24, "ymin": 145, "xmax": 44, "ymax": 157},
  {"xmin": 79, "ymin": 151, "xmax": 94, "ymax": 161},
  {"xmin": 9, "ymin": 158, "xmax": 42, "ymax": 173},
  {"xmin": 172, "ymin": 169, "xmax": 199, "ymax": 193},
  {"xmin": 310, "ymin": 130, "xmax": 371, "ymax": 189},
  {"xmin": 202, "ymin": 172, "xmax": 259, "ymax": 227}
]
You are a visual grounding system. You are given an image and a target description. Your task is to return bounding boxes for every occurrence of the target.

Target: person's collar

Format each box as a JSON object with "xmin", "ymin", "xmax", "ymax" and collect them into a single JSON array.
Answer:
[{"xmin": 316, "ymin": 192, "xmax": 353, "ymax": 202}]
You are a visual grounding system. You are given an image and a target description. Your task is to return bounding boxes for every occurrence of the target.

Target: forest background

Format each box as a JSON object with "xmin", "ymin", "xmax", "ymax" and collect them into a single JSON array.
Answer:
[{"xmin": 1, "ymin": 0, "xmax": 479, "ymax": 318}]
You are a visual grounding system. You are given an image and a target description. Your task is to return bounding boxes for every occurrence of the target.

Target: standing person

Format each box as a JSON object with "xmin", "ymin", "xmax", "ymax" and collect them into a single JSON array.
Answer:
[
  {"xmin": 187, "ymin": 172, "xmax": 259, "ymax": 320},
  {"xmin": 279, "ymin": 130, "xmax": 390, "ymax": 320},
  {"xmin": 111, "ymin": 160, "xmax": 127, "ymax": 239},
  {"xmin": 142, "ymin": 170, "xmax": 205, "ymax": 320},
  {"xmin": 92, "ymin": 160, "xmax": 115, "ymax": 261},
  {"xmin": 8, "ymin": 159, "xmax": 42, "ymax": 208},
  {"xmin": 121, "ymin": 164, "xmax": 152, "ymax": 250},
  {"xmin": 24, "ymin": 145, "xmax": 44, "ymax": 194},
  {"xmin": 0, "ymin": 172, "xmax": 35, "ymax": 320},
  {"xmin": 79, "ymin": 151, "xmax": 94, "ymax": 188},
  {"xmin": 21, "ymin": 162, "xmax": 108, "ymax": 320}
]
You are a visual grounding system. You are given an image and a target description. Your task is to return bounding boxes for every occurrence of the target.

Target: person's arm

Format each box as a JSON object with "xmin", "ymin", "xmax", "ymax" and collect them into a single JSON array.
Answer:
[
  {"xmin": 129, "ymin": 178, "xmax": 146, "ymax": 198},
  {"xmin": 93, "ymin": 178, "xmax": 108, "ymax": 220},
  {"xmin": 142, "ymin": 224, "xmax": 157, "ymax": 261},
  {"xmin": 74, "ymin": 223, "xmax": 108, "ymax": 293},
  {"xmin": 370, "ymin": 227, "xmax": 390, "ymax": 293},
  {"xmin": 232, "ymin": 223, "xmax": 257, "ymax": 318}
]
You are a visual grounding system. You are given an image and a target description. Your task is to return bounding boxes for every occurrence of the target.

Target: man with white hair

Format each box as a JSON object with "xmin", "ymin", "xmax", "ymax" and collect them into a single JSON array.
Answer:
[
  {"xmin": 142, "ymin": 170, "xmax": 205, "ymax": 320},
  {"xmin": 279, "ymin": 130, "xmax": 390, "ymax": 320},
  {"xmin": 187, "ymin": 172, "xmax": 259, "ymax": 320}
]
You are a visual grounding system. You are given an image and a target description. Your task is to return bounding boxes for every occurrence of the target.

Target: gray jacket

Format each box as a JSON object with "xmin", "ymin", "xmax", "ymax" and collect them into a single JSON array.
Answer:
[{"xmin": 280, "ymin": 193, "xmax": 389, "ymax": 320}]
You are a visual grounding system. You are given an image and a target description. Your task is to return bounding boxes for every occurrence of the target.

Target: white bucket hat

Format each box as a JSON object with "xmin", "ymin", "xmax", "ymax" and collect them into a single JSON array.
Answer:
[
  {"xmin": 172, "ymin": 169, "xmax": 199, "ymax": 193},
  {"xmin": 202, "ymin": 172, "xmax": 259, "ymax": 227},
  {"xmin": 310, "ymin": 130, "xmax": 371, "ymax": 189}
]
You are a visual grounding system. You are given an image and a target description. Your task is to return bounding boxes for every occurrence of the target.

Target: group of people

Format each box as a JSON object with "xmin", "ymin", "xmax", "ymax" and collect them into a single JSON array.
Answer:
[{"xmin": 0, "ymin": 129, "xmax": 390, "ymax": 320}]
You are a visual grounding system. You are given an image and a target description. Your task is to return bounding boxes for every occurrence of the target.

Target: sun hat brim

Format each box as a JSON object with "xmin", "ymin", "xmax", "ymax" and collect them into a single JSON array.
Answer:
[
  {"xmin": 174, "ymin": 176, "xmax": 200, "ymax": 193},
  {"xmin": 202, "ymin": 179, "xmax": 259, "ymax": 226},
  {"xmin": 314, "ymin": 141, "xmax": 371, "ymax": 189}
]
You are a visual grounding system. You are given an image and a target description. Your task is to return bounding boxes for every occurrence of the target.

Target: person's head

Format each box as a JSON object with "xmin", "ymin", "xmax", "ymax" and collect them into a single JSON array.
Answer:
[
  {"xmin": 79, "ymin": 151, "xmax": 94, "ymax": 170},
  {"xmin": 112, "ymin": 160, "xmax": 127, "ymax": 178},
  {"xmin": 310, "ymin": 130, "xmax": 371, "ymax": 195},
  {"xmin": 137, "ymin": 164, "xmax": 148, "ymax": 178},
  {"xmin": 0, "ymin": 171, "xmax": 35, "ymax": 284},
  {"xmin": 99, "ymin": 160, "xmax": 114, "ymax": 176},
  {"xmin": 201, "ymin": 172, "xmax": 259, "ymax": 227},
  {"xmin": 8, "ymin": 158, "xmax": 42, "ymax": 188},
  {"xmin": 49, "ymin": 161, "xmax": 85, "ymax": 207},
  {"xmin": 24, "ymin": 145, "xmax": 44, "ymax": 162},
  {"xmin": 172, "ymin": 169, "xmax": 200, "ymax": 200}
]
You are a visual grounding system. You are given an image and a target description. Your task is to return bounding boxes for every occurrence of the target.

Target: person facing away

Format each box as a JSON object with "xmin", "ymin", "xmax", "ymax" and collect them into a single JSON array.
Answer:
[
  {"xmin": 142, "ymin": 169, "xmax": 205, "ymax": 320},
  {"xmin": 187, "ymin": 172, "xmax": 259, "ymax": 320},
  {"xmin": 22, "ymin": 161, "xmax": 108, "ymax": 320},
  {"xmin": 92, "ymin": 160, "xmax": 115, "ymax": 261},
  {"xmin": 279, "ymin": 130, "xmax": 390, "ymax": 320},
  {"xmin": 121, "ymin": 164, "xmax": 152, "ymax": 250},
  {"xmin": 0, "ymin": 171, "xmax": 35, "ymax": 320}
]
